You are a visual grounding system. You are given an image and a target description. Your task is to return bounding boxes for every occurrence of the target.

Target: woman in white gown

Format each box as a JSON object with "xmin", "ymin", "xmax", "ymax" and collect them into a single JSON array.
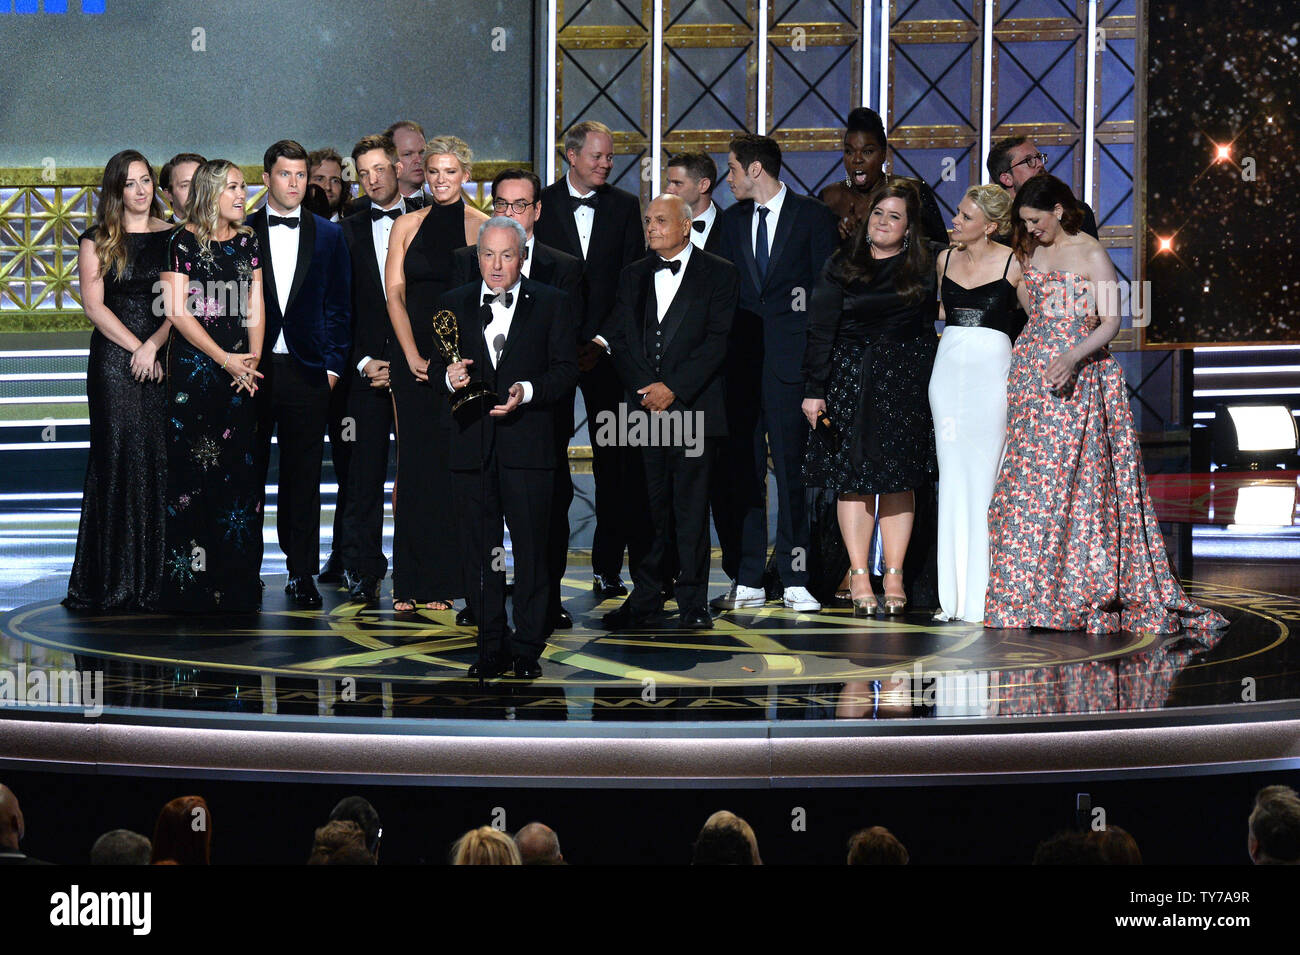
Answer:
[{"xmin": 928, "ymin": 185, "xmax": 1024, "ymax": 622}]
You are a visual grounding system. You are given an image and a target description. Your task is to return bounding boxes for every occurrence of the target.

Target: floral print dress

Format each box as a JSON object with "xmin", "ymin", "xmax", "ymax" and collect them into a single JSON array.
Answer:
[
  {"xmin": 984, "ymin": 267, "xmax": 1227, "ymax": 635},
  {"xmin": 161, "ymin": 229, "xmax": 264, "ymax": 612}
]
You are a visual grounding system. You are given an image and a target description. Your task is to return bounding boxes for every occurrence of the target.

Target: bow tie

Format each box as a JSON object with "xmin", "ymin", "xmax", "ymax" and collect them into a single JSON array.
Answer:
[
  {"xmin": 572, "ymin": 195, "xmax": 598, "ymax": 209},
  {"xmin": 692, "ymin": 220, "xmax": 707, "ymax": 233},
  {"xmin": 654, "ymin": 258, "xmax": 682, "ymax": 275},
  {"xmin": 268, "ymin": 215, "xmax": 299, "ymax": 229},
  {"xmin": 370, "ymin": 208, "xmax": 401, "ymax": 222},
  {"xmin": 483, "ymin": 291, "xmax": 514, "ymax": 307}
]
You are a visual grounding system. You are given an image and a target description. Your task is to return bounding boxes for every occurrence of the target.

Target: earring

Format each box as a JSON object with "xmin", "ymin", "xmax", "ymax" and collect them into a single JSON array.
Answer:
[
  {"xmin": 902, "ymin": 233, "xmax": 910, "ymax": 252},
  {"xmin": 844, "ymin": 173, "xmax": 853, "ymax": 187}
]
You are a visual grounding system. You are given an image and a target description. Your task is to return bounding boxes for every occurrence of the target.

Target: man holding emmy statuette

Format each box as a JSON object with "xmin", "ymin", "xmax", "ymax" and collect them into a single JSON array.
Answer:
[{"xmin": 437, "ymin": 217, "xmax": 578, "ymax": 680}]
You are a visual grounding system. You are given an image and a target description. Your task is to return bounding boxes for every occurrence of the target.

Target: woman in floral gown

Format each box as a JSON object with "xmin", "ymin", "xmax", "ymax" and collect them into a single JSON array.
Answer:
[{"xmin": 985, "ymin": 175, "xmax": 1227, "ymax": 634}]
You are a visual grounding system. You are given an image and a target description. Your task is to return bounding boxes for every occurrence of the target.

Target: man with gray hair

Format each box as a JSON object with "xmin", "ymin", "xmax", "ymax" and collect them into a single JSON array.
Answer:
[
  {"xmin": 515, "ymin": 821, "xmax": 565, "ymax": 864},
  {"xmin": 438, "ymin": 217, "xmax": 579, "ymax": 680},
  {"xmin": 90, "ymin": 829, "xmax": 152, "ymax": 865}
]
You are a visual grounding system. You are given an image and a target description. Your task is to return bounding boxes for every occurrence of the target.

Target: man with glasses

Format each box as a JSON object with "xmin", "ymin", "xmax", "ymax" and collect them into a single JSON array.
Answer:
[
  {"xmin": 452, "ymin": 169, "xmax": 586, "ymax": 630},
  {"xmin": 986, "ymin": 136, "xmax": 1098, "ymax": 239}
]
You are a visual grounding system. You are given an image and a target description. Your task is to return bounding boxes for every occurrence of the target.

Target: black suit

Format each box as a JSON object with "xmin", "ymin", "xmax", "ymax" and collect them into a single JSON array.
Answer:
[
  {"xmin": 336, "ymin": 204, "xmax": 407, "ymax": 579},
  {"xmin": 717, "ymin": 188, "xmax": 838, "ymax": 590},
  {"xmin": 452, "ymin": 238, "xmax": 585, "ymax": 618},
  {"xmin": 439, "ymin": 278, "xmax": 578, "ymax": 661},
  {"xmin": 608, "ymin": 248, "xmax": 737, "ymax": 615},
  {"xmin": 350, "ymin": 192, "xmax": 427, "ymax": 216},
  {"xmin": 247, "ymin": 207, "xmax": 352, "ymax": 579},
  {"xmin": 533, "ymin": 178, "xmax": 650, "ymax": 584}
]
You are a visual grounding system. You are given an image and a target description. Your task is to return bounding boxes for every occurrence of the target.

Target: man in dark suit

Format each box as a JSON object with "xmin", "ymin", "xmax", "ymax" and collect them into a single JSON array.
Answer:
[
  {"xmin": 334, "ymin": 134, "xmax": 414, "ymax": 603},
  {"xmin": 602, "ymin": 195, "xmax": 737, "ymax": 630},
  {"xmin": 714, "ymin": 133, "xmax": 838, "ymax": 614},
  {"xmin": 452, "ymin": 168, "xmax": 585, "ymax": 629},
  {"xmin": 0, "ymin": 784, "xmax": 51, "ymax": 865},
  {"xmin": 248, "ymin": 139, "xmax": 352, "ymax": 609},
  {"xmin": 533, "ymin": 120, "xmax": 648, "ymax": 599},
  {"xmin": 986, "ymin": 136, "xmax": 1099, "ymax": 238},
  {"xmin": 664, "ymin": 152, "xmax": 724, "ymax": 254},
  {"xmin": 440, "ymin": 217, "xmax": 578, "ymax": 680},
  {"xmin": 349, "ymin": 120, "xmax": 428, "ymax": 215}
]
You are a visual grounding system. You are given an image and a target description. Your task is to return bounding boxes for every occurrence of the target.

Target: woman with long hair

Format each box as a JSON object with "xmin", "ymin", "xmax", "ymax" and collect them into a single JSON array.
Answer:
[
  {"xmin": 384, "ymin": 136, "xmax": 488, "ymax": 614},
  {"xmin": 65, "ymin": 149, "xmax": 174, "ymax": 610},
  {"xmin": 150, "ymin": 795, "xmax": 211, "ymax": 865},
  {"xmin": 802, "ymin": 181, "xmax": 939, "ymax": 616},
  {"xmin": 157, "ymin": 159, "xmax": 266, "ymax": 612},
  {"xmin": 928, "ymin": 183, "xmax": 1023, "ymax": 623},
  {"xmin": 985, "ymin": 175, "xmax": 1227, "ymax": 634}
]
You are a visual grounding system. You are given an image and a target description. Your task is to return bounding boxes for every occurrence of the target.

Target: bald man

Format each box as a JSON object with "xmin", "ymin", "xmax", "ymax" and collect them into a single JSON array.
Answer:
[
  {"xmin": 0, "ymin": 784, "xmax": 51, "ymax": 865},
  {"xmin": 515, "ymin": 821, "xmax": 564, "ymax": 865},
  {"xmin": 603, "ymin": 195, "xmax": 738, "ymax": 631}
]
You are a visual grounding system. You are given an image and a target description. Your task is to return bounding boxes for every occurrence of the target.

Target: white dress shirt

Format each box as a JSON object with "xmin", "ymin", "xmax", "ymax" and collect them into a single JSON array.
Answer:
[
  {"xmin": 268, "ymin": 205, "xmax": 337, "ymax": 378},
  {"xmin": 750, "ymin": 181, "xmax": 788, "ymax": 259},
  {"xmin": 688, "ymin": 202, "xmax": 717, "ymax": 250},
  {"xmin": 356, "ymin": 196, "xmax": 407, "ymax": 374},
  {"xmin": 444, "ymin": 279, "xmax": 533, "ymax": 404},
  {"xmin": 521, "ymin": 234, "xmax": 536, "ymax": 279},
  {"xmin": 653, "ymin": 243, "xmax": 692, "ymax": 322},
  {"xmin": 566, "ymin": 175, "xmax": 596, "ymax": 259}
]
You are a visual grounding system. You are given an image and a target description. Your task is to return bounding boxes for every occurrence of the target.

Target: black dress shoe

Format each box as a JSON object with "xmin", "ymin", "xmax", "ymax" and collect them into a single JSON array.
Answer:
[
  {"xmin": 318, "ymin": 552, "xmax": 344, "ymax": 583},
  {"xmin": 513, "ymin": 657, "xmax": 542, "ymax": 680},
  {"xmin": 344, "ymin": 570, "xmax": 381, "ymax": 603},
  {"xmin": 467, "ymin": 652, "xmax": 511, "ymax": 679},
  {"xmin": 593, "ymin": 574, "xmax": 628, "ymax": 598},
  {"xmin": 678, "ymin": 606, "xmax": 714, "ymax": 630},
  {"xmin": 551, "ymin": 606, "xmax": 573, "ymax": 629},
  {"xmin": 285, "ymin": 575, "xmax": 323, "ymax": 609},
  {"xmin": 456, "ymin": 605, "xmax": 475, "ymax": 627},
  {"xmin": 600, "ymin": 603, "xmax": 656, "ymax": 631}
]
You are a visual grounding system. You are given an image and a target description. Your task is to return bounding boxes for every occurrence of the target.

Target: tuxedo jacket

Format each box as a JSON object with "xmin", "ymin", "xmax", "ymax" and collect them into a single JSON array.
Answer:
[
  {"xmin": 718, "ymin": 191, "xmax": 838, "ymax": 386},
  {"xmin": 451, "ymin": 240, "xmax": 586, "ymax": 319},
  {"xmin": 436, "ymin": 278, "xmax": 579, "ymax": 470},
  {"xmin": 532, "ymin": 180, "xmax": 644, "ymax": 342},
  {"xmin": 349, "ymin": 193, "xmax": 427, "ymax": 216},
  {"xmin": 339, "ymin": 207, "xmax": 396, "ymax": 369},
  {"xmin": 698, "ymin": 201, "xmax": 724, "ymax": 254},
  {"xmin": 247, "ymin": 208, "xmax": 352, "ymax": 376},
  {"xmin": 607, "ymin": 249, "xmax": 738, "ymax": 439}
]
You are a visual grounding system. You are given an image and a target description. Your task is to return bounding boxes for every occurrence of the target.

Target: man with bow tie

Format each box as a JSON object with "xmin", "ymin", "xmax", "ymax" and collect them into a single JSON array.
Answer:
[
  {"xmin": 440, "ymin": 217, "xmax": 578, "ymax": 680},
  {"xmin": 247, "ymin": 139, "xmax": 352, "ymax": 609},
  {"xmin": 601, "ymin": 195, "xmax": 737, "ymax": 631}
]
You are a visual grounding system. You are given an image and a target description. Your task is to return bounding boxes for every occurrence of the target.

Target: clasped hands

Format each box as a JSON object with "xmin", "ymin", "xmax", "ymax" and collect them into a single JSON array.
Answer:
[
  {"xmin": 129, "ymin": 340, "xmax": 164, "ymax": 383},
  {"xmin": 362, "ymin": 358, "xmax": 391, "ymax": 389},
  {"xmin": 223, "ymin": 351, "xmax": 262, "ymax": 395},
  {"xmin": 638, "ymin": 382, "xmax": 675, "ymax": 413},
  {"xmin": 1044, "ymin": 348, "xmax": 1080, "ymax": 391}
]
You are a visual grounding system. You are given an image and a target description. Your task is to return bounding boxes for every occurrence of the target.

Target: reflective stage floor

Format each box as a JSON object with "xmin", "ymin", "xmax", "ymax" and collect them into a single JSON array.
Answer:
[{"xmin": 1, "ymin": 470, "xmax": 1299, "ymax": 787}]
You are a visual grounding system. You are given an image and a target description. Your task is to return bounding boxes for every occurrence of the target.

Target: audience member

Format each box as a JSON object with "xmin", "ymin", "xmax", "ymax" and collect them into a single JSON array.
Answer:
[
  {"xmin": 846, "ymin": 826, "xmax": 909, "ymax": 865},
  {"xmin": 0, "ymin": 784, "xmax": 51, "ymax": 865},
  {"xmin": 150, "ymin": 795, "xmax": 212, "ymax": 865},
  {"xmin": 1248, "ymin": 783, "xmax": 1300, "ymax": 865},
  {"xmin": 1032, "ymin": 830, "xmax": 1106, "ymax": 865},
  {"xmin": 90, "ymin": 828, "xmax": 152, "ymax": 866},
  {"xmin": 515, "ymin": 821, "xmax": 565, "ymax": 865},
  {"xmin": 329, "ymin": 795, "xmax": 382, "ymax": 860},
  {"xmin": 1086, "ymin": 825, "xmax": 1142, "ymax": 864},
  {"xmin": 306, "ymin": 819, "xmax": 371, "ymax": 864},
  {"xmin": 691, "ymin": 810, "xmax": 761, "ymax": 865},
  {"xmin": 451, "ymin": 826, "xmax": 522, "ymax": 865}
]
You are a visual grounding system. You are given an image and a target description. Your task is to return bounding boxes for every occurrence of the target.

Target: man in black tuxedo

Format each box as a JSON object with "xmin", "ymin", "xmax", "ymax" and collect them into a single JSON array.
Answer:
[
  {"xmin": 440, "ymin": 217, "xmax": 578, "ymax": 680},
  {"xmin": 664, "ymin": 152, "xmax": 724, "ymax": 253},
  {"xmin": 532, "ymin": 120, "xmax": 648, "ymax": 599},
  {"xmin": 349, "ymin": 120, "xmax": 428, "ymax": 215},
  {"xmin": 334, "ymin": 134, "xmax": 415, "ymax": 602},
  {"xmin": 714, "ymin": 134, "xmax": 838, "ymax": 614},
  {"xmin": 452, "ymin": 168, "xmax": 585, "ymax": 628},
  {"xmin": 987, "ymin": 136, "xmax": 1099, "ymax": 238},
  {"xmin": 602, "ymin": 195, "xmax": 737, "ymax": 630},
  {"xmin": 0, "ymin": 784, "xmax": 51, "ymax": 865},
  {"xmin": 248, "ymin": 140, "xmax": 352, "ymax": 609}
]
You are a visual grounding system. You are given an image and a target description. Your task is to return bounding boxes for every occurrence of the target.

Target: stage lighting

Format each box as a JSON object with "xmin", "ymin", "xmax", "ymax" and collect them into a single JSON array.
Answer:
[
  {"xmin": 1232, "ymin": 483, "xmax": 1298, "ymax": 526},
  {"xmin": 1211, "ymin": 403, "xmax": 1298, "ymax": 469}
]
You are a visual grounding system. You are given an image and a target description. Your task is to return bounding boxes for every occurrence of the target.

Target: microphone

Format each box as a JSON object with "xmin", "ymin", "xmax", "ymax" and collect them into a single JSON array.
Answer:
[{"xmin": 492, "ymin": 333, "xmax": 506, "ymax": 368}]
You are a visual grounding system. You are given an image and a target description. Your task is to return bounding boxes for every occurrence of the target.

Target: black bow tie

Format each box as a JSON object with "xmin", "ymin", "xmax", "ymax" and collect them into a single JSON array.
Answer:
[
  {"xmin": 370, "ymin": 208, "xmax": 401, "ymax": 222},
  {"xmin": 268, "ymin": 215, "xmax": 299, "ymax": 229},
  {"xmin": 654, "ymin": 258, "xmax": 682, "ymax": 275},
  {"xmin": 692, "ymin": 220, "xmax": 707, "ymax": 233},
  {"xmin": 572, "ymin": 195, "xmax": 598, "ymax": 209},
  {"xmin": 483, "ymin": 292, "xmax": 514, "ymax": 308}
]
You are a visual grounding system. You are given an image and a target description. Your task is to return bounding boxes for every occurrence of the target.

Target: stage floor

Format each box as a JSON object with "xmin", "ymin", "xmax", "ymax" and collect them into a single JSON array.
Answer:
[{"xmin": 1, "ymin": 470, "xmax": 1299, "ymax": 786}]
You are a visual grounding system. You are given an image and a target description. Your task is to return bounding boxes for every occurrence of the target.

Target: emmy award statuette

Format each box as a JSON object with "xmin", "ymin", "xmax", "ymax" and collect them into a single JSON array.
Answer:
[{"xmin": 432, "ymin": 309, "xmax": 499, "ymax": 426}]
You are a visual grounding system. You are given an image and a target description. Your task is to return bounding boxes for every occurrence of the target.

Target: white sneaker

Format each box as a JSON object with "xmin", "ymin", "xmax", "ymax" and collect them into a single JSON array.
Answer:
[
  {"xmin": 783, "ymin": 586, "xmax": 821, "ymax": 612},
  {"xmin": 710, "ymin": 582, "xmax": 767, "ymax": 610}
]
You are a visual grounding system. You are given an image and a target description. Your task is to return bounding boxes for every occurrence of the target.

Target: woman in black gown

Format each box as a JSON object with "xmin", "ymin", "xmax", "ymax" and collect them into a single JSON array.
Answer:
[
  {"xmin": 385, "ymin": 136, "xmax": 489, "ymax": 613},
  {"xmin": 158, "ymin": 159, "xmax": 266, "ymax": 612},
  {"xmin": 802, "ymin": 181, "xmax": 938, "ymax": 617},
  {"xmin": 65, "ymin": 150, "xmax": 175, "ymax": 610}
]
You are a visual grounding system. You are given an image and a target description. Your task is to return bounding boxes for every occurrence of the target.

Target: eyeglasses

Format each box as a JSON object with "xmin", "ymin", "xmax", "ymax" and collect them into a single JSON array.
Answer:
[
  {"xmin": 1010, "ymin": 152, "xmax": 1048, "ymax": 171},
  {"xmin": 491, "ymin": 198, "xmax": 537, "ymax": 214}
]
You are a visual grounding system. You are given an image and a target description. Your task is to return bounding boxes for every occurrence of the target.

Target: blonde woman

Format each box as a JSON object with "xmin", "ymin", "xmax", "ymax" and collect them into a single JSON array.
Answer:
[
  {"xmin": 384, "ymin": 136, "xmax": 488, "ymax": 614},
  {"xmin": 158, "ymin": 160, "xmax": 266, "ymax": 612},
  {"xmin": 450, "ymin": 826, "xmax": 522, "ymax": 865},
  {"xmin": 65, "ymin": 149, "xmax": 174, "ymax": 610},
  {"xmin": 927, "ymin": 183, "xmax": 1023, "ymax": 623}
]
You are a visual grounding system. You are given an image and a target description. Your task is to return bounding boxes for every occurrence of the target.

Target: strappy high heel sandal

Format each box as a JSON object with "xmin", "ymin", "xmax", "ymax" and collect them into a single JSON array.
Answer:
[
  {"xmin": 882, "ymin": 567, "xmax": 907, "ymax": 615},
  {"xmin": 848, "ymin": 567, "xmax": 877, "ymax": 618}
]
